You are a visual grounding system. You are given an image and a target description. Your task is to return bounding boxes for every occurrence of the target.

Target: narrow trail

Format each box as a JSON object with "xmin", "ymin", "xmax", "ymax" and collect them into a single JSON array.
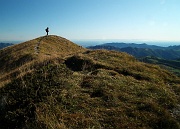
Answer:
[
  {"xmin": 34, "ymin": 41, "xmax": 40, "ymax": 54},
  {"xmin": 34, "ymin": 36, "xmax": 46, "ymax": 54}
]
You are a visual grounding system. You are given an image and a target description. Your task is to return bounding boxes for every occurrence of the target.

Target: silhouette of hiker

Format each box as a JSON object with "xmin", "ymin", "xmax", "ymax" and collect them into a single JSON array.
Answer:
[{"xmin": 45, "ymin": 27, "xmax": 49, "ymax": 35}]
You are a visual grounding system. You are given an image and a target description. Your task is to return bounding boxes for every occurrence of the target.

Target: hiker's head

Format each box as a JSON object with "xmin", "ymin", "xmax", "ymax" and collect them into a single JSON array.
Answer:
[{"xmin": 45, "ymin": 27, "xmax": 49, "ymax": 32}]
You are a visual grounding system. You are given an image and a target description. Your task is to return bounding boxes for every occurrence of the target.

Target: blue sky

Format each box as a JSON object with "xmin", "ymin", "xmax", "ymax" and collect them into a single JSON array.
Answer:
[{"xmin": 1, "ymin": 0, "xmax": 180, "ymax": 43}]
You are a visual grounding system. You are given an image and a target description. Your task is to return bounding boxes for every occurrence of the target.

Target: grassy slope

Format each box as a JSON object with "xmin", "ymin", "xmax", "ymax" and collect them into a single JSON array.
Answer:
[
  {"xmin": 0, "ymin": 35, "xmax": 85, "ymax": 86},
  {"xmin": 0, "ymin": 36, "xmax": 180, "ymax": 129}
]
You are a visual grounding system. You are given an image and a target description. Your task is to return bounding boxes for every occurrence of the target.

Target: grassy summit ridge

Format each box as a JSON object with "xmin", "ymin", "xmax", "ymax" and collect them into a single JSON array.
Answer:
[
  {"xmin": 0, "ymin": 35, "xmax": 85, "ymax": 86},
  {"xmin": 0, "ymin": 35, "xmax": 180, "ymax": 129}
]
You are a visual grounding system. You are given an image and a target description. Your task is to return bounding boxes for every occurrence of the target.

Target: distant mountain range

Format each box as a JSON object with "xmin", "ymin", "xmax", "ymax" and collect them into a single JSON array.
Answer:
[
  {"xmin": 87, "ymin": 43, "xmax": 180, "ymax": 60},
  {"xmin": 0, "ymin": 43, "xmax": 14, "ymax": 49}
]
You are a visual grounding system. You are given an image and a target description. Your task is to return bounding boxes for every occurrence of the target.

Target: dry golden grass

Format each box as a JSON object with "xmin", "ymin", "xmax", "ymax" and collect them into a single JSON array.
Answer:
[
  {"xmin": 0, "ymin": 35, "xmax": 86, "ymax": 87},
  {"xmin": 0, "ymin": 36, "xmax": 180, "ymax": 129}
]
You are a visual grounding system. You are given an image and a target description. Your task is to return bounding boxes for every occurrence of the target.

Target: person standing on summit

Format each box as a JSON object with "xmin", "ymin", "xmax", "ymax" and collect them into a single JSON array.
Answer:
[{"xmin": 45, "ymin": 27, "xmax": 49, "ymax": 35}]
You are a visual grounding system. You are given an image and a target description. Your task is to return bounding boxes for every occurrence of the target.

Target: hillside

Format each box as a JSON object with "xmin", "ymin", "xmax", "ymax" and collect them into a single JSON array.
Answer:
[
  {"xmin": 88, "ymin": 44, "xmax": 180, "ymax": 76},
  {"xmin": 0, "ymin": 35, "xmax": 85, "ymax": 86},
  {"xmin": 0, "ymin": 35, "xmax": 180, "ymax": 129}
]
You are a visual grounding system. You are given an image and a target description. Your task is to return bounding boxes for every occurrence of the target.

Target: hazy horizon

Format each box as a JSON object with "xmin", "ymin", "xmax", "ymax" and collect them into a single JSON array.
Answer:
[
  {"xmin": 1, "ymin": 38, "xmax": 179, "ymax": 47},
  {"xmin": 74, "ymin": 40, "xmax": 180, "ymax": 47}
]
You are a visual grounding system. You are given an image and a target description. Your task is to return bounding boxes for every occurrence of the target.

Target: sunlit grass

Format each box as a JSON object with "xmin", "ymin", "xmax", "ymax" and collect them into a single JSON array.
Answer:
[{"xmin": 0, "ymin": 36, "xmax": 180, "ymax": 129}]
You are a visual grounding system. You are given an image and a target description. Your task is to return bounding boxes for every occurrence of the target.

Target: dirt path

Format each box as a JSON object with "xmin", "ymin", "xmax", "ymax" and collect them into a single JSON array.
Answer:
[
  {"xmin": 34, "ymin": 41, "xmax": 40, "ymax": 54},
  {"xmin": 34, "ymin": 36, "xmax": 46, "ymax": 54}
]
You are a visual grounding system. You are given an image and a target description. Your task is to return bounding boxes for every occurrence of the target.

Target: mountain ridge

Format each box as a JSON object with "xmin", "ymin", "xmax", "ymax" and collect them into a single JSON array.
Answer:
[
  {"xmin": 0, "ymin": 35, "xmax": 180, "ymax": 129},
  {"xmin": 100, "ymin": 42, "xmax": 165, "ymax": 49},
  {"xmin": 88, "ymin": 43, "xmax": 180, "ymax": 60},
  {"xmin": 97, "ymin": 42, "xmax": 180, "ymax": 49}
]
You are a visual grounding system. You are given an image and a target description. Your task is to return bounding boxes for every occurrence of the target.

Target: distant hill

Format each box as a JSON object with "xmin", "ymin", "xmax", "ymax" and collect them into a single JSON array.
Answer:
[
  {"xmin": 88, "ymin": 43, "xmax": 180, "ymax": 60},
  {"xmin": 101, "ymin": 42, "xmax": 165, "ymax": 49},
  {"xmin": 0, "ymin": 43, "xmax": 14, "ymax": 49},
  {"xmin": 0, "ymin": 36, "xmax": 180, "ymax": 129},
  {"xmin": 167, "ymin": 45, "xmax": 180, "ymax": 50}
]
